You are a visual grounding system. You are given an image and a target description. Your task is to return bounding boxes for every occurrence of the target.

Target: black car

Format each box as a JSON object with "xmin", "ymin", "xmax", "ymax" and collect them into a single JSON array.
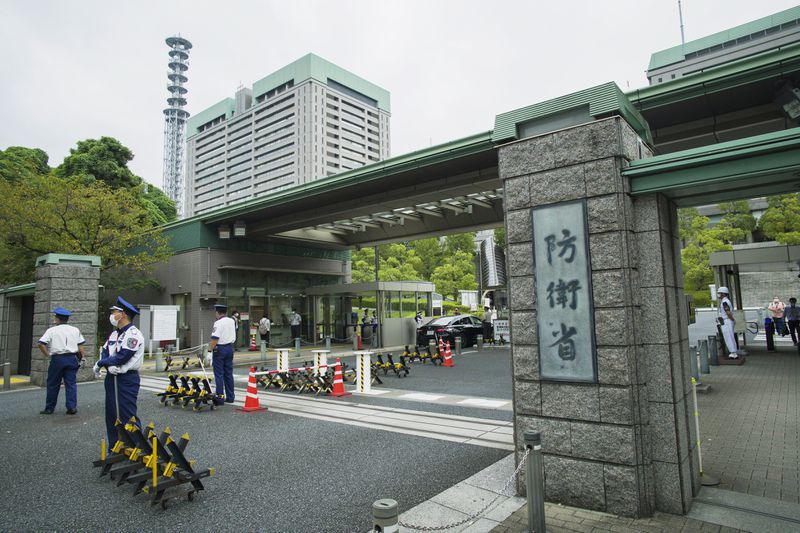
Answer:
[{"xmin": 416, "ymin": 314, "xmax": 484, "ymax": 348}]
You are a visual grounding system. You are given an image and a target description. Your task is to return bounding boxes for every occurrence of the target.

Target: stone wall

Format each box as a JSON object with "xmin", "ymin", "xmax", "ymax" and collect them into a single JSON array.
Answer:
[
  {"xmin": 739, "ymin": 269, "xmax": 799, "ymax": 308},
  {"xmin": 499, "ymin": 117, "xmax": 697, "ymax": 517},
  {"xmin": 31, "ymin": 262, "xmax": 100, "ymax": 386}
]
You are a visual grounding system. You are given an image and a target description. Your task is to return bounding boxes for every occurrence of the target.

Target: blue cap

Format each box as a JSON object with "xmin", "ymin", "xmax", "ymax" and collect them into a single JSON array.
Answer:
[
  {"xmin": 214, "ymin": 304, "xmax": 228, "ymax": 312},
  {"xmin": 52, "ymin": 307, "xmax": 71, "ymax": 317},
  {"xmin": 110, "ymin": 296, "xmax": 139, "ymax": 317}
]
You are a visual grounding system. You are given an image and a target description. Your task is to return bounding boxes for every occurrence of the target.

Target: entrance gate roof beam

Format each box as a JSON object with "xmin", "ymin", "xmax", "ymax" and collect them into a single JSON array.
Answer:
[{"xmin": 624, "ymin": 127, "xmax": 800, "ymax": 206}]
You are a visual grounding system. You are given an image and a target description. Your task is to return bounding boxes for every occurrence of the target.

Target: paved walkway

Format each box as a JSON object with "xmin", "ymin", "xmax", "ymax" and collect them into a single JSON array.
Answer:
[{"xmin": 697, "ymin": 346, "xmax": 800, "ymax": 503}]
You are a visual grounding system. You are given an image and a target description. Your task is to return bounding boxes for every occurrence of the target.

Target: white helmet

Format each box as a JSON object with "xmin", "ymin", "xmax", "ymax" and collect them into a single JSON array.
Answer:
[{"xmin": 717, "ymin": 286, "xmax": 729, "ymax": 294}]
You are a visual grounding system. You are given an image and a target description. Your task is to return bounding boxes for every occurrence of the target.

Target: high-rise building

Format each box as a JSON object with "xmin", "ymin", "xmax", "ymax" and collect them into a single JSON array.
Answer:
[
  {"xmin": 163, "ymin": 36, "xmax": 192, "ymax": 217},
  {"xmin": 184, "ymin": 53, "xmax": 390, "ymax": 217}
]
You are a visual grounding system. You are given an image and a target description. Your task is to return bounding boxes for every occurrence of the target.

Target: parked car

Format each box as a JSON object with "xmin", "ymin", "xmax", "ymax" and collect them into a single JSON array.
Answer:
[{"xmin": 416, "ymin": 314, "xmax": 484, "ymax": 348}]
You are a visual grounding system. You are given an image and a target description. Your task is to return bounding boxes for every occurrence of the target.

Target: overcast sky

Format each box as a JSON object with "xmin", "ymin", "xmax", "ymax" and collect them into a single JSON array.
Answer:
[{"xmin": 1, "ymin": 0, "xmax": 797, "ymax": 187}]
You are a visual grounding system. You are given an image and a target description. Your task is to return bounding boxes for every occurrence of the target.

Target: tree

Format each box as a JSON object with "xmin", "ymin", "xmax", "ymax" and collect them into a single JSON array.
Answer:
[
  {"xmin": 678, "ymin": 208, "xmax": 736, "ymax": 293},
  {"xmin": 493, "ymin": 227, "xmax": 506, "ymax": 249},
  {"xmin": 55, "ymin": 137, "xmax": 177, "ymax": 224},
  {"xmin": 412, "ymin": 238, "xmax": 442, "ymax": 280},
  {"xmin": 349, "ymin": 244, "xmax": 423, "ymax": 283},
  {"xmin": 443, "ymin": 232, "xmax": 476, "ymax": 255},
  {"xmin": 0, "ymin": 147, "xmax": 50, "ymax": 182},
  {"xmin": 0, "ymin": 174, "xmax": 172, "ymax": 286},
  {"xmin": 716, "ymin": 200, "xmax": 756, "ymax": 242},
  {"xmin": 759, "ymin": 194, "xmax": 800, "ymax": 244},
  {"xmin": 430, "ymin": 250, "xmax": 478, "ymax": 300}
]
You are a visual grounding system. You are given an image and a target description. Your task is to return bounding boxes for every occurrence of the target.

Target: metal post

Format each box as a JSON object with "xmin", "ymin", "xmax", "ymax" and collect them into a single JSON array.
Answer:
[
  {"xmin": 477, "ymin": 334, "xmax": 484, "ymax": 351},
  {"xmin": 325, "ymin": 335, "xmax": 331, "ymax": 351},
  {"xmin": 523, "ymin": 431, "xmax": 546, "ymax": 533},
  {"xmin": 372, "ymin": 498, "xmax": 399, "ymax": 532},
  {"xmin": 2, "ymin": 362, "xmax": 10, "ymax": 391},
  {"xmin": 428, "ymin": 339, "xmax": 436, "ymax": 356},
  {"xmin": 155, "ymin": 348, "xmax": 164, "ymax": 372},
  {"xmin": 260, "ymin": 340, "xmax": 267, "ymax": 362},
  {"xmin": 688, "ymin": 344, "xmax": 699, "ymax": 382},
  {"xmin": 707, "ymin": 335, "xmax": 719, "ymax": 366},
  {"xmin": 353, "ymin": 327, "xmax": 359, "ymax": 350},
  {"xmin": 698, "ymin": 339, "xmax": 710, "ymax": 375},
  {"xmin": 455, "ymin": 336, "xmax": 462, "ymax": 356},
  {"xmin": 295, "ymin": 337, "xmax": 301, "ymax": 357}
]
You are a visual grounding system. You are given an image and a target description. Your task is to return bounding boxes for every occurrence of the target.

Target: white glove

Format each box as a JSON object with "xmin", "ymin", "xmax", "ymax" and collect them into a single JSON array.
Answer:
[
  {"xmin": 93, "ymin": 363, "xmax": 101, "ymax": 378},
  {"xmin": 108, "ymin": 366, "xmax": 122, "ymax": 375},
  {"xmin": 204, "ymin": 352, "xmax": 213, "ymax": 366}
]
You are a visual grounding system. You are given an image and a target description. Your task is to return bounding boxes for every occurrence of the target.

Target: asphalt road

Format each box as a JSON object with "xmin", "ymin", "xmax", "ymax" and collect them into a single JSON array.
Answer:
[{"xmin": 0, "ymin": 348, "xmax": 513, "ymax": 532}]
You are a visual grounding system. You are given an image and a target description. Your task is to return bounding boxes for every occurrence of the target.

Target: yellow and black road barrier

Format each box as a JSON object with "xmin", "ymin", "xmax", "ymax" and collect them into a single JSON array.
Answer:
[
  {"xmin": 92, "ymin": 418, "xmax": 214, "ymax": 509},
  {"xmin": 156, "ymin": 374, "xmax": 220, "ymax": 411},
  {"xmin": 163, "ymin": 355, "xmax": 201, "ymax": 372}
]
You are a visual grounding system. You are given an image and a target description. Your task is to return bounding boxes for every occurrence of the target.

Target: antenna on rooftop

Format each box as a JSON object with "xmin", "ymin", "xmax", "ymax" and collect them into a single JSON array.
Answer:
[{"xmin": 678, "ymin": 0, "xmax": 686, "ymax": 45}]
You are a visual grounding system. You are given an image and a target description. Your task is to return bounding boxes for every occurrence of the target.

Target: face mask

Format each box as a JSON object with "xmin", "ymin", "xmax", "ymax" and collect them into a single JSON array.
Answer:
[{"xmin": 109, "ymin": 314, "xmax": 119, "ymax": 327}]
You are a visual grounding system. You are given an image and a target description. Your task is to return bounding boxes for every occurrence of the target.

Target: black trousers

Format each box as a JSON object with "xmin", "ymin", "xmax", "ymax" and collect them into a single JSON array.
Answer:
[{"xmin": 789, "ymin": 320, "xmax": 800, "ymax": 344}]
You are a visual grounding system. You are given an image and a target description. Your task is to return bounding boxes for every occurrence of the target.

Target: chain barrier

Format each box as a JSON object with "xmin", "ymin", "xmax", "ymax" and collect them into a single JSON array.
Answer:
[
  {"xmin": 398, "ymin": 448, "xmax": 530, "ymax": 532},
  {"xmin": 157, "ymin": 344, "xmax": 206, "ymax": 357}
]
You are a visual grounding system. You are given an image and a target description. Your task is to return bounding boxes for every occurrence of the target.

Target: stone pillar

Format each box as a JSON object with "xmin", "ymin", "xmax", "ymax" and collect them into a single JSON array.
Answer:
[
  {"xmin": 500, "ymin": 117, "xmax": 696, "ymax": 517},
  {"xmin": 31, "ymin": 254, "xmax": 101, "ymax": 386}
]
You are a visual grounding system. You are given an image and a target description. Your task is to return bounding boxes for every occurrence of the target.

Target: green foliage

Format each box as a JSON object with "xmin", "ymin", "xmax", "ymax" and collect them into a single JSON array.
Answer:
[
  {"xmin": 55, "ymin": 137, "xmax": 176, "ymax": 224},
  {"xmin": 443, "ymin": 232, "xmax": 476, "ymax": 255},
  {"xmin": 493, "ymin": 227, "xmax": 506, "ymax": 249},
  {"xmin": 717, "ymin": 200, "xmax": 756, "ymax": 236},
  {"xmin": 430, "ymin": 250, "xmax": 478, "ymax": 300},
  {"xmin": 0, "ymin": 174, "xmax": 172, "ymax": 286},
  {"xmin": 758, "ymin": 194, "xmax": 800, "ymax": 244},
  {"xmin": 350, "ymin": 244, "xmax": 423, "ymax": 282},
  {"xmin": 0, "ymin": 146, "xmax": 50, "ymax": 182},
  {"xmin": 412, "ymin": 238, "xmax": 442, "ymax": 280},
  {"xmin": 679, "ymin": 208, "xmax": 735, "ymax": 292}
]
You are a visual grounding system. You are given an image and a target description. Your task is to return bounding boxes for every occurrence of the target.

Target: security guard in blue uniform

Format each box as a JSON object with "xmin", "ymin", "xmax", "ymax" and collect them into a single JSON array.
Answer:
[
  {"xmin": 205, "ymin": 304, "xmax": 236, "ymax": 406},
  {"xmin": 93, "ymin": 297, "xmax": 145, "ymax": 445},
  {"xmin": 38, "ymin": 307, "xmax": 85, "ymax": 415}
]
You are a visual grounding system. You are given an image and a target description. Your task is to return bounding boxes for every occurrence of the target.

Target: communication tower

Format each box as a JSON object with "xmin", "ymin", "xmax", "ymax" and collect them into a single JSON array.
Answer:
[{"xmin": 163, "ymin": 36, "xmax": 192, "ymax": 218}]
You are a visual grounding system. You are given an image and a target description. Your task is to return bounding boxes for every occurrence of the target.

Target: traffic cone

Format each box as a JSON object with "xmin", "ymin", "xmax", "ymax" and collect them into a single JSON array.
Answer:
[
  {"xmin": 237, "ymin": 367, "xmax": 268, "ymax": 412},
  {"xmin": 330, "ymin": 358, "xmax": 351, "ymax": 397},
  {"xmin": 438, "ymin": 337, "xmax": 444, "ymax": 357},
  {"xmin": 443, "ymin": 341, "xmax": 454, "ymax": 367},
  {"xmin": 249, "ymin": 334, "xmax": 257, "ymax": 351}
]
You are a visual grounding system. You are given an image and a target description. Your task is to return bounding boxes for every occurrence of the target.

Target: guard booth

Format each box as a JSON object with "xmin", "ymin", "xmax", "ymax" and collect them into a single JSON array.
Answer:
[
  {"xmin": 0, "ymin": 283, "xmax": 36, "ymax": 376},
  {"xmin": 305, "ymin": 281, "xmax": 436, "ymax": 347}
]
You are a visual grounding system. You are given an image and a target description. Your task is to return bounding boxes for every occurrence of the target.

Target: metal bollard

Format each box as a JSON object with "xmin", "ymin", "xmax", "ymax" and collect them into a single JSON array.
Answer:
[
  {"xmin": 707, "ymin": 335, "xmax": 719, "ymax": 366},
  {"xmin": 155, "ymin": 348, "xmax": 163, "ymax": 372},
  {"xmin": 2, "ymin": 362, "xmax": 10, "ymax": 391},
  {"xmin": 428, "ymin": 339, "xmax": 436, "ymax": 356},
  {"xmin": 353, "ymin": 329, "xmax": 359, "ymax": 350},
  {"xmin": 295, "ymin": 337, "xmax": 301, "ymax": 357},
  {"xmin": 524, "ymin": 431, "xmax": 546, "ymax": 533},
  {"xmin": 325, "ymin": 335, "xmax": 331, "ymax": 351},
  {"xmin": 688, "ymin": 344, "xmax": 699, "ymax": 382},
  {"xmin": 477, "ymin": 334, "xmax": 484, "ymax": 351},
  {"xmin": 372, "ymin": 498, "xmax": 399, "ymax": 532},
  {"xmin": 698, "ymin": 339, "xmax": 710, "ymax": 374},
  {"xmin": 260, "ymin": 340, "xmax": 267, "ymax": 362},
  {"xmin": 455, "ymin": 336, "xmax": 462, "ymax": 356}
]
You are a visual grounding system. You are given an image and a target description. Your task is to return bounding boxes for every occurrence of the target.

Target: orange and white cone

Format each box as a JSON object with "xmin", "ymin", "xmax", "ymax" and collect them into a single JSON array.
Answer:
[
  {"xmin": 237, "ymin": 366, "xmax": 268, "ymax": 412},
  {"xmin": 438, "ymin": 337, "xmax": 444, "ymax": 357},
  {"xmin": 249, "ymin": 334, "xmax": 257, "ymax": 351},
  {"xmin": 331, "ymin": 358, "xmax": 351, "ymax": 397},
  {"xmin": 443, "ymin": 341, "xmax": 454, "ymax": 367}
]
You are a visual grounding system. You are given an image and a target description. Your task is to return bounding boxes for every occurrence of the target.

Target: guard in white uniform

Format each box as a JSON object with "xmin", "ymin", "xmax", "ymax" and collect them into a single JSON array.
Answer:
[
  {"xmin": 93, "ymin": 297, "xmax": 144, "ymax": 445},
  {"xmin": 38, "ymin": 307, "xmax": 85, "ymax": 415},
  {"xmin": 206, "ymin": 304, "xmax": 236, "ymax": 405},
  {"xmin": 717, "ymin": 287, "xmax": 739, "ymax": 358}
]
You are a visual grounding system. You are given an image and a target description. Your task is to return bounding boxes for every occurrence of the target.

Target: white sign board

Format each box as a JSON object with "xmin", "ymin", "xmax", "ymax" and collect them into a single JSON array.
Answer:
[
  {"xmin": 151, "ymin": 305, "xmax": 179, "ymax": 342},
  {"xmin": 532, "ymin": 200, "xmax": 597, "ymax": 382},
  {"xmin": 494, "ymin": 319, "xmax": 510, "ymax": 336}
]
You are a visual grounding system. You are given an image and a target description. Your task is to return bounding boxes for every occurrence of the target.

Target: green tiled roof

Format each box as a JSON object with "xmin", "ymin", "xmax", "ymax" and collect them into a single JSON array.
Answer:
[
  {"xmin": 186, "ymin": 98, "xmax": 235, "ymax": 137},
  {"xmin": 648, "ymin": 6, "xmax": 800, "ymax": 71},
  {"xmin": 252, "ymin": 53, "xmax": 390, "ymax": 112},
  {"xmin": 493, "ymin": 82, "xmax": 652, "ymax": 144}
]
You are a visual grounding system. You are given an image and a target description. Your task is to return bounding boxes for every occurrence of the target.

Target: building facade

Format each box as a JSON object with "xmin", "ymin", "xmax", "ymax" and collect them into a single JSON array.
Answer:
[{"xmin": 184, "ymin": 53, "xmax": 391, "ymax": 217}]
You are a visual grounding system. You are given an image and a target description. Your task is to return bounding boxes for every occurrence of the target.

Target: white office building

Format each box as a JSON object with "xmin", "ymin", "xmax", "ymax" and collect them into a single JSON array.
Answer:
[{"xmin": 185, "ymin": 53, "xmax": 391, "ymax": 217}]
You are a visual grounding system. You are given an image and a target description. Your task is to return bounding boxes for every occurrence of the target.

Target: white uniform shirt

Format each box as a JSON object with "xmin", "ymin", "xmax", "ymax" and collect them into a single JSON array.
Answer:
[
  {"xmin": 100, "ymin": 324, "xmax": 145, "ymax": 373},
  {"xmin": 211, "ymin": 316, "xmax": 237, "ymax": 344},
  {"xmin": 290, "ymin": 312, "xmax": 301, "ymax": 326},
  {"xmin": 39, "ymin": 324, "xmax": 85, "ymax": 354}
]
